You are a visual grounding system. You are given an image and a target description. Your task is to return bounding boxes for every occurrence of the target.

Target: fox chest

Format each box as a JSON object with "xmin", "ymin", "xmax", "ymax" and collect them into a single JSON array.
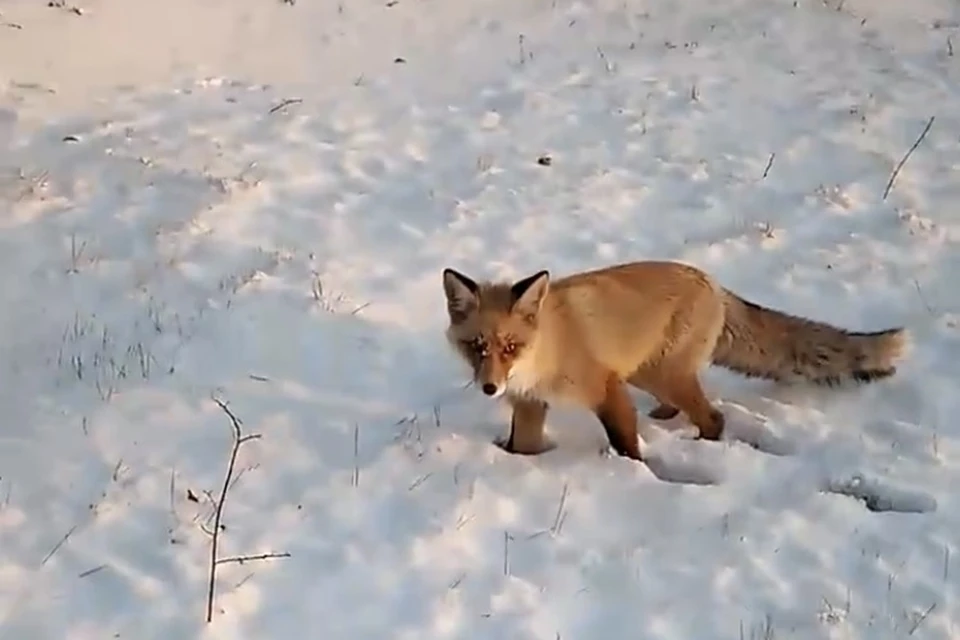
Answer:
[
  {"xmin": 505, "ymin": 355, "xmax": 586, "ymax": 406},
  {"xmin": 503, "ymin": 350, "xmax": 543, "ymax": 396}
]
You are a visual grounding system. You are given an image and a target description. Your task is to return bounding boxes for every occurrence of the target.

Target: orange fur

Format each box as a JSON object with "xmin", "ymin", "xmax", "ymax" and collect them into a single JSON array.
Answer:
[{"xmin": 442, "ymin": 260, "xmax": 908, "ymax": 462}]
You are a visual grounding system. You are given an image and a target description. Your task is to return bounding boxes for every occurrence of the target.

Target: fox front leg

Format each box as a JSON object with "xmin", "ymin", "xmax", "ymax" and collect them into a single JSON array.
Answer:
[{"xmin": 495, "ymin": 396, "xmax": 555, "ymax": 455}]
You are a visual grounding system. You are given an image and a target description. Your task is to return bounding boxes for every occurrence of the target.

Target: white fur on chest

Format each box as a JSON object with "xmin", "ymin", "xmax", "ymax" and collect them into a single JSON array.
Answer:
[{"xmin": 505, "ymin": 351, "xmax": 548, "ymax": 399}]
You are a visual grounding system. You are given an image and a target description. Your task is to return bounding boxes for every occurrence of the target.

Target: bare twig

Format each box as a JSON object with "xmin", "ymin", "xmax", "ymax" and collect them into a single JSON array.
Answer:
[
  {"xmin": 944, "ymin": 545, "xmax": 950, "ymax": 583},
  {"xmin": 912, "ymin": 278, "xmax": 934, "ymax": 315},
  {"xmin": 228, "ymin": 463, "xmax": 260, "ymax": 492},
  {"xmin": 455, "ymin": 513, "xmax": 474, "ymax": 530},
  {"xmin": 215, "ymin": 552, "xmax": 291, "ymax": 566},
  {"xmin": 908, "ymin": 602, "xmax": 937, "ymax": 635},
  {"xmin": 268, "ymin": 98, "xmax": 303, "ymax": 115},
  {"xmin": 78, "ymin": 564, "xmax": 106, "ymax": 578},
  {"xmin": 762, "ymin": 152, "xmax": 776, "ymax": 179},
  {"xmin": 352, "ymin": 423, "xmax": 360, "ymax": 487},
  {"xmin": 596, "ymin": 46, "xmax": 613, "ymax": 73},
  {"xmin": 41, "ymin": 524, "xmax": 79, "ymax": 566},
  {"xmin": 550, "ymin": 482, "xmax": 569, "ymax": 535},
  {"xmin": 206, "ymin": 396, "xmax": 269, "ymax": 623},
  {"xmin": 408, "ymin": 473, "xmax": 432, "ymax": 492},
  {"xmin": 169, "ymin": 467, "xmax": 177, "ymax": 520},
  {"xmin": 503, "ymin": 531, "xmax": 512, "ymax": 575},
  {"xmin": 882, "ymin": 116, "xmax": 935, "ymax": 201}
]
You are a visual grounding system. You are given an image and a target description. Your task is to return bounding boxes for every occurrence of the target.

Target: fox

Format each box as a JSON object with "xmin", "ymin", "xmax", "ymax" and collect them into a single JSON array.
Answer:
[{"xmin": 441, "ymin": 260, "xmax": 908, "ymax": 462}]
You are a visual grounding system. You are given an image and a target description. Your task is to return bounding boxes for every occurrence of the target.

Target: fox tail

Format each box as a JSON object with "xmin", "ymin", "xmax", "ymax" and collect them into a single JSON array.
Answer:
[{"xmin": 710, "ymin": 289, "xmax": 908, "ymax": 386}]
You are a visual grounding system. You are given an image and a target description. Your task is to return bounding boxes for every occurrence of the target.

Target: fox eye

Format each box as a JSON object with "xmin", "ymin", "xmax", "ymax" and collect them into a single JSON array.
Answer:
[
  {"xmin": 462, "ymin": 338, "xmax": 488, "ymax": 357},
  {"xmin": 502, "ymin": 341, "xmax": 520, "ymax": 356}
]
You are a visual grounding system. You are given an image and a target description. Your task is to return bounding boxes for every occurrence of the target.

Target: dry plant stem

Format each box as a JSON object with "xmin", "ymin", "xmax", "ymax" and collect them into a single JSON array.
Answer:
[
  {"xmin": 215, "ymin": 552, "xmax": 291, "ymax": 566},
  {"xmin": 41, "ymin": 524, "xmax": 79, "ymax": 566},
  {"xmin": 908, "ymin": 602, "xmax": 937, "ymax": 635},
  {"xmin": 762, "ymin": 152, "xmax": 775, "ymax": 178},
  {"xmin": 352, "ymin": 423, "xmax": 360, "ymax": 488},
  {"xmin": 882, "ymin": 115, "xmax": 935, "ymax": 201},
  {"xmin": 207, "ymin": 396, "xmax": 263, "ymax": 624},
  {"xmin": 268, "ymin": 98, "xmax": 302, "ymax": 114}
]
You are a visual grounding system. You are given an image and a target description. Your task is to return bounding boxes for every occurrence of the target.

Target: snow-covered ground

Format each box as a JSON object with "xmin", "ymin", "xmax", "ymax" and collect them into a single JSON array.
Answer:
[{"xmin": 2, "ymin": 0, "xmax": 959, "ymax": 637}]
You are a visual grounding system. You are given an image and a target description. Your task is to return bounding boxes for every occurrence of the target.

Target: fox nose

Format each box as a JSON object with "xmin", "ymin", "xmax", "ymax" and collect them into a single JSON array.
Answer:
[{"xmin": 481, "ymin": 383, "xmax": 498, "ymax": 396}]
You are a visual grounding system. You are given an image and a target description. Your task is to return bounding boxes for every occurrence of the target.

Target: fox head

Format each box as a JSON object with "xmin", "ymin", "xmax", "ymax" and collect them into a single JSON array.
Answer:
[{"xmin": 442, "ymin": 267, "xmax": 550, "ymax": 398}]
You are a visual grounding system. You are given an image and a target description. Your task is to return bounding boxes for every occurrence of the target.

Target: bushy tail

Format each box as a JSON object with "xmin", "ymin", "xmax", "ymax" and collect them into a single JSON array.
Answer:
[{"xmin": 711, "ymin": 289, "xmax": 908, "ymax": 386}]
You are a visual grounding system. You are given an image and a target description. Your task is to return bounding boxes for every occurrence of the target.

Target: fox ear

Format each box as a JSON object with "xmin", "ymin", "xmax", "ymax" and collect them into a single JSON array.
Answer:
[
  {"xmin": 510, "ymin": 270, "xmax": 550, "ymax": 320},
  {"xmin": 443, "ymin": 268, "xmax": 479, "ymax": 323}
]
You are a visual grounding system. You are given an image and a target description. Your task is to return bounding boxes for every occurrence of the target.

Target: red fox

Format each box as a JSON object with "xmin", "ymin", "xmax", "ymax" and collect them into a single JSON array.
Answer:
[{"xmin": 442, "ymin": 260, "xmax": 908, "ymax": 462}]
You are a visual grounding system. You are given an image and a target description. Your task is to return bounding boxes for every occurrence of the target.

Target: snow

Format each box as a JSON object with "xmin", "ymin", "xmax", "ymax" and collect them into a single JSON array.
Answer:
[{"xmin": 1, "ymin": 0, "xmax": 959, "ymax": 637}]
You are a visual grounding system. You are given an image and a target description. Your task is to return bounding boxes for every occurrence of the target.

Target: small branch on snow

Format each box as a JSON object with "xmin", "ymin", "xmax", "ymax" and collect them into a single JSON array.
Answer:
[
  {"xmin": 206, "ymin": 396, "xmax": 286, "ymax": 624},
  {"xmin": 503, "ymin": 531, "xmax": 512, "ymax": 575},
  {"xmin": 908, "ymin": 602, "xmax": 937, "ymax": 635},
  {"xmin": 349, "ymin": 301, "xmax": 371, "ymax": 316},
  {"xmin": 596, "ymin": 46, "xmax": 614, "ymax": 73},
  {"xmin": 762, "ymin": 152, "xmax": 776, "ymax": 179},
  {"xmin": 408, "ymin": 473, "xmax": 432, "ymax": 492},
  {"xmin": 41, "ymin": 524, "xmax": 79, "ymax": 566},
  {"xmin": 911, "ymin": 279, "xmax": 933, "ymax": 315},
  {"xmin": 550, "ymin": 482, "xmax": 569, "ymax": 535},
  {"xmin": 78, "ymin": 564, "xmax": 107, "ymax": 579},
  {"xmin": 944, "ymin": 545, "xmax": 950, "ymax": 583},
  {"xmin": 352, "ymin": 423, "xmax": 360, "ymax": 488},
  {"xmin": 268, "ymin": 98, "xmax": 302, "ymax": 115},
  {"xmin": 882, "ymin": 115, "xmax": 934, "ymax": 201},
  {"xmin": 169, "ymin": 467, "xmax": 178, "ymax": 523},
  {"xmin": 215, "ymin": 552, "xmax": 292, "ymax": 566}
]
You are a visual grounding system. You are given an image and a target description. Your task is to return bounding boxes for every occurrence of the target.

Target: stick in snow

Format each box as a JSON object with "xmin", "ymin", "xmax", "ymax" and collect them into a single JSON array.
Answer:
[
  {"xmin": 206, "ymin": 396, "xmax": 289, "ymax": 623},
  {"xmin": 882, "ymin": 116, "xmax": 934, "ymax": 201}
]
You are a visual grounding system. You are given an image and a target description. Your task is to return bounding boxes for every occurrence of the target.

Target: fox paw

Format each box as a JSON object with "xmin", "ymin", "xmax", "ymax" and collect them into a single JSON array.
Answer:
[
  {"xmin": 648, "ymin": 404, "xmax": 680, "ymax": 420},
  {"xmin": 494, "ymin": 436, "xmax": 556, "ymax": 456},
  {"xmin": 697, "ymin": 409, "xmax": 726, "ymax": 441}
]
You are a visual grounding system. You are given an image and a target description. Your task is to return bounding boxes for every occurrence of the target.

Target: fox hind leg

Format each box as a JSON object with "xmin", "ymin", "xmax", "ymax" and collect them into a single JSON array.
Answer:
[
  {"xmin": 628, "ymin": 369, "xmax": 724, "ymax": 440},
  {"xmin": 668, "ymin": 375, "xmax": 725, "ymax": 440},
  {"xmin": 648, "ymin": 403, "xmax": 680, "ymax": 420},
  {"xmin": 627, "ymin": 375, "xmax": 680, "ymax": 421}
]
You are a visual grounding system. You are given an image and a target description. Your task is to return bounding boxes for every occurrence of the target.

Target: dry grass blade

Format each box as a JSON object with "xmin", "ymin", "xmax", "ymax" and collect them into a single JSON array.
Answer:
[{"xmin": 882, "ymin": 116, "xmax": 935, "ymax": 201}]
